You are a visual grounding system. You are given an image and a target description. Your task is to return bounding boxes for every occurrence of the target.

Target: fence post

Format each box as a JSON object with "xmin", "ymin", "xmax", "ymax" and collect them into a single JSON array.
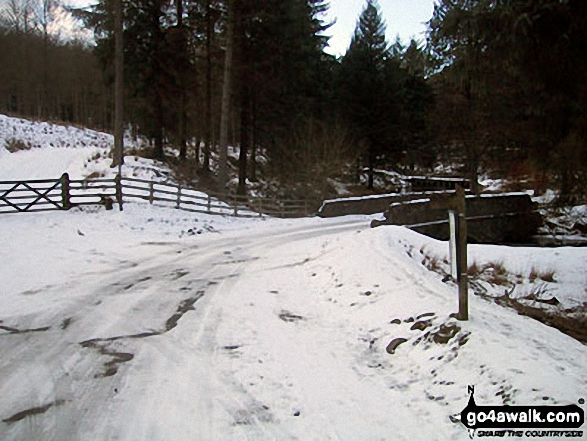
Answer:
[
  {"xmin": 61, "ymin": 173, "xmax": 71, "ymax": 210},
  {"xmin": 207, "ymin": 194, "xmax": 212, "ymax": 213},
  {"xmin": 115, "ymin": 174, "xmax": 123, "ymax": 211},
  {"xmin": 233, "ymin": 195, "xmax": 238, "ymax": 217},
  {"xmin": 149, "ymin": 181, "xmax": 154, "ymax": 204},
  {"xmin": 176, "ymin": 186, "xmax": 181, "ymax": 209}
]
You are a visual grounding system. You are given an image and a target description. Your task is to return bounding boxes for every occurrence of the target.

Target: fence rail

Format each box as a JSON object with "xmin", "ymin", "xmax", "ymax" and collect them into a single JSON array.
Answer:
[{"xmin": 0, "ymin": 174, "xmax": 316, "ymax": 218}]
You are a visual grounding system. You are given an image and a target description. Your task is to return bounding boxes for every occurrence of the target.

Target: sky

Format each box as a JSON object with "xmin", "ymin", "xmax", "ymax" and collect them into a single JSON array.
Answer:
[{"xmin": 323, "ymin": 0, "xmax": 437, "ymax": 56}]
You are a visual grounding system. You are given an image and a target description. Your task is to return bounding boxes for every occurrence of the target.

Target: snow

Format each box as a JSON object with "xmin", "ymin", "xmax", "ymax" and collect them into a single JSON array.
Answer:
[
  {"xmin": 0, "ymin": 114, "xmax": 172, "ymax": 182},
  {"xmin": 322, "ymin": 192, "xmax": 405, "ymax": 204},
  {"xmin": 1, "ymin": 114, "xmax": 586, "ymax": 440}
]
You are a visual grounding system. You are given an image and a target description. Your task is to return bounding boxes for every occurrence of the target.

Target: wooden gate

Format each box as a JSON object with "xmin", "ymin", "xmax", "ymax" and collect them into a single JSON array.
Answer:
[{"xmin": 0, "ymin": 177, "xmax": 65, "ymax": 213}]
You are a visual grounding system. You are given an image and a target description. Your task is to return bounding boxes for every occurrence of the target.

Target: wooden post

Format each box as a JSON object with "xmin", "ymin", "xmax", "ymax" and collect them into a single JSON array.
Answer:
[
  {"xmin": 176, "ymin": 186, "xmax": 181, "ymax": 209},
  {"xmin": 61, "ymin": 173, "xmax": 70, "ymax": 210},
  {"xmin": 115, "ymin": 174, "xmax": 123, "ymax": 211},
  {"xmin": 430, "ymin": 184, "xmax": 468, "ymax": 320},
  {"xmin": 455, "ymin": 185, "xmax": 468, "ymax": 320},
  {"xmin": 207, "ymin": 194, "xmax": 212, "ymax": 213}
]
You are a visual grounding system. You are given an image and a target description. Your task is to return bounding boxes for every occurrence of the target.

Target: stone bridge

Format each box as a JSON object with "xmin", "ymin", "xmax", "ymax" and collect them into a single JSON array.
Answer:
[{"xmin": 319, "ymin": 192, "xmax": 542, "ymax": 244}]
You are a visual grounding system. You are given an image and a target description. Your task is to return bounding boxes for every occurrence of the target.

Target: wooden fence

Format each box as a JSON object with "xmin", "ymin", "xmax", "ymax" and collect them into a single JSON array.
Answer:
[{"xmin": 0, "ymin": 174, "xmax": 315, "ymax": 218}]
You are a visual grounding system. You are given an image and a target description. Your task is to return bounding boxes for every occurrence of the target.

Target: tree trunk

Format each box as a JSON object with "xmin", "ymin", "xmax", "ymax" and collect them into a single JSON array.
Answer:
[
  {"xmin": 249, "ymin": 94, "xmax": 257, "ymax": 181},
  {"xmin": 178, "ymin": 93, "xmax": 187, "ymax": 160},
  {"xmin": 218, "ymin": 0, "xmax": 235, "ymax": 192},
  {"xmin": 203, "ymin": 0, "xmax": 213, "ymax": 172},
  {"xmin": 367, "ymin": 142, "xmax": 375, "ymax": 190},
  {"xmin": 153, "ymin": 94, "xmax": 164, "ymax": 160},
  {"xmin": 237, "ymin": 90, "xmax": 249, "ymax": 196},
  {"xmin": 112, "ymin": 0, "xmax": 124, "ymax": 168},
  {"xmin": 177, "ymin": 0, "xmax": 187, "ymax": 161},
  {"xmin": 467, "ymin": 142, "xmax": 480, "ymax": 194},
  {"xmin": 151, "ymin": 0, "xmax": 165, "ymax": 160}
]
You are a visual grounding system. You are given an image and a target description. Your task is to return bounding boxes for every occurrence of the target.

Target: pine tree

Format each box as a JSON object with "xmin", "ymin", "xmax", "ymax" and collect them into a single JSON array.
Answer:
[
  {"xmin": 339, "ymin": 0, "xmax": 400, "ymax": 190},
  {"xmin": 232, "ymin": 0, "xmax": 334, "ymax": 189}
]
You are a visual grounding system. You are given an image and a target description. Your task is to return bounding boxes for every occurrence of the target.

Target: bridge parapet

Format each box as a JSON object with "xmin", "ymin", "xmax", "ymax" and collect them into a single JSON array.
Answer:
[
  {"xmin": 371, "ymin": 193, "xmax": 542, "ymax": 244},
  {"xmin": 318, "ymin": 190, "xmax": 465, "ymax": 217}
]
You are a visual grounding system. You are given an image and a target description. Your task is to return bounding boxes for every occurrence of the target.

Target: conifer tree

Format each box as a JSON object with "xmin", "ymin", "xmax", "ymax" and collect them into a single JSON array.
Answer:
[
  {"xmin": 339, "ymin": 0, "xmax": 400, "ymax": 190},
  {"xmin": 427, "ymin": 0, "xmax": 587, "ymax": 199}
]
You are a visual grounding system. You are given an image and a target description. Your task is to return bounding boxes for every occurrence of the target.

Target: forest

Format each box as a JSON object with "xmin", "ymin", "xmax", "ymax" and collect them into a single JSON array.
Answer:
[{"xmin": 0, "ymin": 0, "xmax": 585, "ymax": 202}]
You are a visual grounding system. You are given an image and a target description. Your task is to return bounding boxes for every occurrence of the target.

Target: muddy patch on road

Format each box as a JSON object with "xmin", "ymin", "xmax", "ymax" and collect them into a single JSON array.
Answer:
[
  {"xmin": 0, "ymin": 324, "xmax": 50, "ymax": 334},
  {"xmin": 80, "ymin": 340, "xmax": 134, "ymax": 378},
  {"xmin": 80, "ymin": 289, "xmax": 206, "ymax": 377},
  {"xmin": 165, "ymin": 290, "xmax": 205, "ymax": 331},
  {"xmin": 2, "ymin": 399, "xmax": 67, "ymax": 424}
]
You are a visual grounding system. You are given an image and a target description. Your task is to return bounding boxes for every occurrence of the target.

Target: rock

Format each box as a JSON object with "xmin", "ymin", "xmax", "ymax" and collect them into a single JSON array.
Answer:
[
  {"xmin": 386, "ymin": 337, "xmax": 408, "ymax": 354},
  {"xmin": 431, "ymin": 323, "xmax": 461, "ymax": 344},
  {"xmin": 410, "ymin": 319, "xmax": 433, "ymax": 331}
]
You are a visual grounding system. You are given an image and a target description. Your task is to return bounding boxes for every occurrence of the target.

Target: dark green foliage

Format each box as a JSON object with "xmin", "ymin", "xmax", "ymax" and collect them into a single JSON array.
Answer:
[
  {"xmin": 338, "ymin": 0, "xmax": 393, "ymax": 189},
  {"xmin": 427, "ymin": 0, "xmax": 587, "ymax": 200},
  {"xmin": 338, "ymin": 1, "xmax": 433, "ymax": 188},
  {"xmin": 235, "ymin": 0, "xmax": 336, "ymax": 177}
]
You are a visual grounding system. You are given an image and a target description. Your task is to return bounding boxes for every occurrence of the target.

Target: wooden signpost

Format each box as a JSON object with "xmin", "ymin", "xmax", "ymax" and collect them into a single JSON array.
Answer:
[{"xmin": 430, "ymin": 185, "xmax": 468, "ymax": 321}]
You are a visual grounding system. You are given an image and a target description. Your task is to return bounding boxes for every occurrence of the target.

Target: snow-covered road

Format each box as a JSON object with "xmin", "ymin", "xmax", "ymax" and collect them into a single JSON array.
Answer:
[{"xmin": 1, "ymin": 216, "xmax": 401, "ymax": 440}]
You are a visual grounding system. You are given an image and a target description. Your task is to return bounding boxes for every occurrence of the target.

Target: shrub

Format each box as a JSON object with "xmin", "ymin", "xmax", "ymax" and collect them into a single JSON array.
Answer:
[
  {"xmin": 5, "ymin": 138, "xmax": 31, "ymax": 152},
  {"xmin": 485, "ymin": 260, "xmax": 509, "ymax": 286}
]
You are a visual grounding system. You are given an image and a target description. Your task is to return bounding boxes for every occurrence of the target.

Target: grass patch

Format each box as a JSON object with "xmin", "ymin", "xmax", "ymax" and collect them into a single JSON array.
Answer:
[
  {"xmin": 467, "ymin": 261, "xmax": 482, "ymax": 277},
  {"xmin": 467, "ymin": 260, "xmax": 511, "ymax": 286},
  {"xmin": 485, "ymin": 260, "xmax": 509, "ymax": 286},
  {"xmin": 529, "ymin": 266, "xmax": 556, "ymax": 283},
  {"xmin": 420, "ymin": 247, "xmax": 442, "ymax": 273}
]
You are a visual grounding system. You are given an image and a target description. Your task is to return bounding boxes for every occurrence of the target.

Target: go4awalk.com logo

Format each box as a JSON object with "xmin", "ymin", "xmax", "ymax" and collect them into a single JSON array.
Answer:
[{"xmin": 460, "ymin": 386, "xmax": 585, "ymax": 438}]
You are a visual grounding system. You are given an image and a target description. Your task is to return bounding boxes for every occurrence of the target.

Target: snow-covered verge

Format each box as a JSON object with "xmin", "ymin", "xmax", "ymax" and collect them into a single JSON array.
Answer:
[
  {"xmin": 396, "ymin": 229, "xmax": 587, "ymax": 345},
  {"xmin": 0, "ymin": 205, "xmax": 586, "ymax": 440}
]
